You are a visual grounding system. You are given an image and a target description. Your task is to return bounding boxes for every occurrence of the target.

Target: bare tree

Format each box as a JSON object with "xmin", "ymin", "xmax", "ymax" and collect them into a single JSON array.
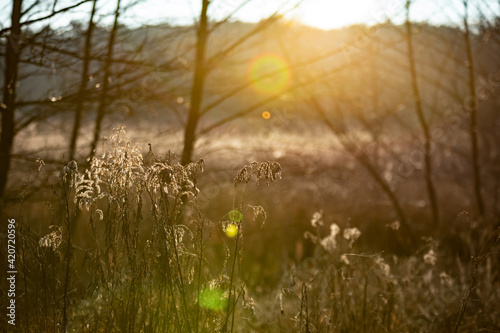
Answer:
[
  {"xmin": 180, "ymin": 1, "xmax": 301, "ymax": 165},
  {"xmin": 463, "ymin": 0, "xmax": 485, "ymax": 216},
  {"xmin": 89, "ymin": 0, "xmax": 122, "ymax": 159},
  {"xmin": 0, "ymin": 0, "xmax": 22, "ymax": 199},
  {"xmin": 181, "ymin": 0, "xmax": 209, "ymax": 165},
  {"xmin": 0, "ymin": 0, "xmax": 91, "ymax": 199},
  {"xmin": 405, "ymin": 0, "xmax": 440, "ymax": 225},
  {"xmin": 69, "ymin": 0, "xmax": 98, "ymax": 161}
]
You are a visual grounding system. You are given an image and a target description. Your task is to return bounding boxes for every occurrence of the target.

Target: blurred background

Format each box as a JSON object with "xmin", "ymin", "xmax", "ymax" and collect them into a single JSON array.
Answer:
[{"xmin": 1, "ymin": 0, "xmax": 499, "ymax": 245}]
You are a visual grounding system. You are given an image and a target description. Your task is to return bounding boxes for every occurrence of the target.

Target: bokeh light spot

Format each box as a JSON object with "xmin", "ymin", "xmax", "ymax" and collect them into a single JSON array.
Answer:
[
  {"xmin": 225, "ymin": 223, "xmax": 238, "ymax": 238},
  {"xmin": 248, "ymin": 55, "xmax": 290, "ymax": 95},
  {"xmin": 199, "ymin": 288, "xmax": 227, "ymax": 311},
  {"xmin": 228, "ymin": 209, "xmax": 243, "ymax": 222},
  {"xmin": 262, "ymin": 111, "xmax": 271, "ymax": 119}
]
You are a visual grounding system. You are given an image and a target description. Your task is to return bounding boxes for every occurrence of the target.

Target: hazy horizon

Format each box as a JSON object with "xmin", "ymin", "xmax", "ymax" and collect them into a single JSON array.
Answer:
[{"xmin": 1, "ymin": 0, "xmax": 498, "ymax": 32}]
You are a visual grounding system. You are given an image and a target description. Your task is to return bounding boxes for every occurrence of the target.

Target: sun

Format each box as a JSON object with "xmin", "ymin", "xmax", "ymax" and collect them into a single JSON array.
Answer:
[{"xmin": 294, "ymin": 0, "xmax": 380, "ymax": 30}]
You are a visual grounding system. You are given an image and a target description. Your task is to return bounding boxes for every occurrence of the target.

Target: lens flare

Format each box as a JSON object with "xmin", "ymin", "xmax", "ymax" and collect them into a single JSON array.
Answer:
[
  {"xmin": 248, "ymin": 55, "xmax": 290, "ymax": 95},
  {"xmin": 228, "ymin": 209, "xmax": 243, "ymax": 222},
  {"xmin": 262, "ymin": 111, "xmax": 271, "ymax": 119},
  {"xmin": 199, "ymin": 288, "xmax": 227, "ymax": 311},
  {"xmin": 225, "ymin": 223, "xmax": 238, "ymax": 238}
]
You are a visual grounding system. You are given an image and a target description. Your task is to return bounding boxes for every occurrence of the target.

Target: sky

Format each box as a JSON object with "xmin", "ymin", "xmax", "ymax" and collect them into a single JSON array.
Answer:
[{"xmin": 0, "ymin": 0, "xmax": 498, "ymax": 31}]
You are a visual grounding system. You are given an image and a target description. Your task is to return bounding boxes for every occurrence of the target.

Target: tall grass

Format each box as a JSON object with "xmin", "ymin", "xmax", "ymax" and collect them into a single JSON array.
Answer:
[{"xmin": 2, "ymin": 126, "xmax": 499, "ymax": 332}]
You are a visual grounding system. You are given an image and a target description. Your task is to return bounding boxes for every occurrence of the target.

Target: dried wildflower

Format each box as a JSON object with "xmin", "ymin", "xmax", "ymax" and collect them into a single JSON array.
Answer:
[
  {"xmin": 340, "ymin": 254, "xmax": 350, "ymax": 265},
  {"xmin": 304, "ymin": 231, "xmax": 318, "ymax": 243},
  {"xmin": 187, "ymin": 266, "xmax": 195, "ymax": 285},
  {"xmin": 343, "ymin": 227, "xmax": 361, "ymax": 247},
  {"xmin": 146, "ymin": 158, "xmax": 203, "ymax": 200},
  {"xmin": 35, "ymin": 158, "xmax": 45, "ymax": 171},
  {"xmin": 234, "ymin": 161, "xmax": 282, "ymax": 187},
  {"xmin": 320, "ymin": 223, "xmax": 340, "ymax": 253},
  {"xmin": 246, "ymin": 205, "xmax": 267, "ymax": 227},
  {"xmin": 39, "ymin": 226, "xmax": 63, "ymax": 250},
  {"xmin": 311, "ymin": 211, "xmax": 323, "ymax": 228},
  {"xmin": 320, "ymin": 237, "xmax": 336, "ymax": 252},
  {"xmin": 75, "ymin": 170, "xmax": 97, "ymax": 207},
  {"xmin": 68, "ymin": 126, "xmax": 154, "ymax": 229},
  {"xmin": 147, "ymin": 163, "xmax": 178, "ymax": 194},
  {"xmin": 423, "ymin": 249, "xmax": 437, "ymax": 266},
  {"xmin": 457, "ymin": 211, "xmax": 470, "ymax": 224},
  {"xmin": 374, "ymin": 255, "xmax": 391, "ymax": 277},
  {"xmin": 242, "ymin": 288, "xmax": 256, "ymax": 315},
  {"xmin": 63, "ymin": 160, "xmax": 79, "ymax": 186}
]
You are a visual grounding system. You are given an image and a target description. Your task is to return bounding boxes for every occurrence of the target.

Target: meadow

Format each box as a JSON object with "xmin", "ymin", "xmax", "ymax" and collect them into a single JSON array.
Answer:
[{"xmin": 1, "ymin": 122, "xmax": 499, "ymax": 332}]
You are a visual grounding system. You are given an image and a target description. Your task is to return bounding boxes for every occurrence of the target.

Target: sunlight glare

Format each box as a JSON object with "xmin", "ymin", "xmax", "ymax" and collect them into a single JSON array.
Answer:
[
  {"xmin": 248, "ymin": 55, "xmax": 291, "ymax": 95},
  {"xmin": 295, "ymin": 0, "xmax": 381, "ymax": 30}
]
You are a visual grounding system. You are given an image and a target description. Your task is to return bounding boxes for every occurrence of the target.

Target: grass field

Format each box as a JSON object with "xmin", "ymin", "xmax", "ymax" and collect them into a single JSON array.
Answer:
[{"xmin": 1, "ymin": 124, "xmax": 499, "ymax": 332}]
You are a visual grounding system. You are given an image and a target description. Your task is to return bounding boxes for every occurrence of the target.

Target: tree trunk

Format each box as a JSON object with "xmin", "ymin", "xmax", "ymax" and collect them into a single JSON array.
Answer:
[
  {"xmin": 405, "ymin": 0, "xmax": 440, "ymax": 226},
  {"xmin": 181, "ymin": 0, "xmax": 210, "ymax": 165},
  {"xmin": 0, "ymin": 0, "xmax": 22, "ymax": 199},
  {"xmin": 69, "ymin": 0, "xmax": 97, "ymax": 161},
  {"xmin": 463, "ymin": 0, "xmax": 485, "ymax": 216},
  {"xmin": 89, "ymin": 0, "xmax": 121, "ymax": 159},
  {"xmin": 311, "ymin": 97, "xmax": 416, "ymax": 247}
]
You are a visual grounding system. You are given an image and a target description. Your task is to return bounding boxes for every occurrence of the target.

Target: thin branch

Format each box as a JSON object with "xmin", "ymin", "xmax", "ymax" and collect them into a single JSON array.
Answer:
[{"xmin": 0, "ymin": 0, "xmax": 90, "ymax": 37}]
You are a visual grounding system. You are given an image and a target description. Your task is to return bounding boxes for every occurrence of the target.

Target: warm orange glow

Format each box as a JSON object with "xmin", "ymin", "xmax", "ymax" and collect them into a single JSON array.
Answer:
[
  {"xmin": 248, "ymin": 55, "xmax": 291, "ymax": 95},
  {"xmin": 262, "ymin": 111, "xmax": 271, "ymax": 119},
  {"xmin": 295, "ymin": 1, "xmax": 382, "ymax": 30}
]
